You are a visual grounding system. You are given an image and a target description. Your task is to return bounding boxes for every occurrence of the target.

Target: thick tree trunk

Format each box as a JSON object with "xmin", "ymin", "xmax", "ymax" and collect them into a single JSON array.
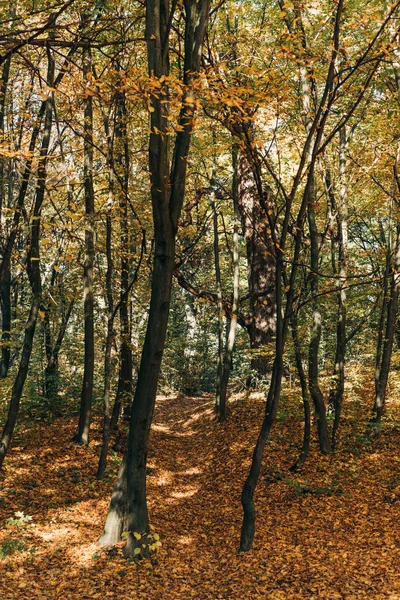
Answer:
[
  {"xmin": 73, "ymin": 44, "xmax": 95, "ymax": 446},
  {"xmin": 99, "ymin": 0, "xmax": 210, "ymax": 556},
  {"xmin": 237, "ymin": 152, "xmax": 276, "ymax": 381},
  {"xmin": 240, "ymin": 253, "xmax": 283, "ymax": 551}
]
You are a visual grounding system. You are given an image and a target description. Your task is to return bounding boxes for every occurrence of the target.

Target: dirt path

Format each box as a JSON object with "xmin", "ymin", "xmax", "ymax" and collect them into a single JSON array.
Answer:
[{"xmin": 1, "ymin": 391, "xmax": 400, "ymax": 599}]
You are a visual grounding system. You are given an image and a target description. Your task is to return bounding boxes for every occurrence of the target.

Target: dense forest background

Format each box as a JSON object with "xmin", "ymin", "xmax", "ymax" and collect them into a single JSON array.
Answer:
[{"xmin": 1, "ymin": 0, "xmax": 400, "ymax": 598}]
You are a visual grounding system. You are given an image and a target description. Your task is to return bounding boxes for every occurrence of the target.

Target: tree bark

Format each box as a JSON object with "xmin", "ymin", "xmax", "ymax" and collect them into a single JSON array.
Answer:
[
  {"xmin": 213, "ymin": 199, "xmax": 225, "ymax": 415},
  {"xmin": 290, "ymin": 311, "xmax": 311, "ymax": 471},
  {"xmin": 308, "ymin": 195, "xmax": 331, "ymax": 455},
  {"xmin": 98, "ymin": 0, "xmax": 210, "ymax": 555},
  {"xmin": 331, "ymin": 126, "xmax": 348, "ymax": 449},
  {"xmin": 0, "ymin": 41, "xmax": 54, "ymax": 467},
  {"xmin": 237, "ymin": 151, "xmax": 276, "ymax": 381},
  {"xmin": 218, "ymin": 143, "xmax": 240, "ymax": 421},
  {"xmin": 97, "ymin": 180, "xmax": 114, "ymax": 480},
  {"xmin": 111, "ymin": 80, "xmax": 133, "ymax": 428},
  {"xmin": 73, "ymin": 42, "xmax": 95, "ymax": 445}
]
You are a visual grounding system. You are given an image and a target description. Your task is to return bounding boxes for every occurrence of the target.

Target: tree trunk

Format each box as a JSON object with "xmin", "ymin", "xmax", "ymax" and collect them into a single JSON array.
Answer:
[
  {"xmin": 218, "ymin": 143, "xmax": 240, "ymax": 421},
  {"xmin": 97, "ymin": 184, "xmax": 114, "ymax": 480},
  {"xmin": 73, "ymin": 43, "xmax": 95, "ymax": 445},
  {"xmin": 308, "ymin": 197, "xmax": 331, "ymax": 455},
  {"xmin": 290, "ymin": 311, "xmax": 311, "ymax": 471},
  {"xmin": 374, "ymin": 223, "xmax": 400, "ymax": 423},
  {"xmin": 213, "ymin": 199, "xmax": 225, "ymax": 415},
  {"xmin": 0, "ymin": 48, "xmax": 12, "ymax": 379},
  {"xmin": 0, "ymin": 41, "xmax": 54, "ymax": 467},
  {"xmin": 98, "ymin": 0, "xmax": 210, "ymax": 556},
  {"xmin": 44, "ymin": 298, "xmax": 74, "ymax": 410},
  {"xmin": 0, "ymin": 266, "xmax": 11, "ymax": 378},
  {"xmin": 113, "ymin": 81, "xmax": 132, "ymax": 427},
  {"xmin": 331, "ymin": 126, "xmax": 348, "ymax": 449},
  {"xmin": 237, "ymin": 151, "xmax": 276, "ymax": 381}
]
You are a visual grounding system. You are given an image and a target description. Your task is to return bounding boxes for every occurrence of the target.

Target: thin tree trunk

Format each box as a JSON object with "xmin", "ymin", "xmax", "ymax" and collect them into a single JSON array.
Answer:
[
  {"xmin": 73, "ymin": 42, "xmax": 95, "ymax": 445},
  {"xmin": 290, "ymin": 311, "xmax": 311, "ymax": 471},
  {"xmin": 97, "ymin": 182, "xmax": 114, "ymax": 479},
  {"xmin": 218, "ymin": 143, "xmax": 240, "ymax": 421},
  {"xmin": 331, "ymin": 126, "xmax": 348, "ymax": 449},
  {"xmin": 44, "ymin": 298, "xmax": 75, "ymax": 409},
  {"xmin": 308, "ymin": 197, "xmax": 331, "ymax": 454},
  {"xmin": 0, "ymin": 267, "xmax": 11, "ymax": 378},
  {"xmin": 0, "ymin": 42, "xmax": 54, "ymax": 468},
  {"xmin": 375, "ymin": 245, "xmax": 391, "ymax": 397},
  {"xmin": 374, "ymin": 222, "xmax": 400, "ymax": 424},
  {"xmin": 0, "ymin": 47, "xmax": 12, "ymax": 379},
  {"xmin": 373, "ymin": 20, "xmax": 400, "ymax": 422},
  {"xmin": 0, "ymin": 48, "xmax": 74, "ymax": 287},
  {"xmin": 213, "ymin": 199, "xmax": 225, "ymax": 415},
  {"xmin": 112, "ymin": 81, "xmax": 132, "ymax": 427}
]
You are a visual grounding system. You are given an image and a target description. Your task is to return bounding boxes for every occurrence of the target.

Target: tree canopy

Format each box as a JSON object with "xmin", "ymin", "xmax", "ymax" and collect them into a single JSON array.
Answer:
[{"xmin": 1, "ymin": 0, "xmax": 400, "ymax": 597}]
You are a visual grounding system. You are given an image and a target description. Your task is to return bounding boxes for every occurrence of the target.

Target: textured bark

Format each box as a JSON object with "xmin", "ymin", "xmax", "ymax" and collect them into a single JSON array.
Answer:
[{"xmin": 237, "ymin": 152, "xmax": 276, "ymax": 380}]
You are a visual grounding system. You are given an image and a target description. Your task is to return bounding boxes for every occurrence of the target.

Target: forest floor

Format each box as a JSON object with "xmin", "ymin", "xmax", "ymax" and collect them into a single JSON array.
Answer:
[{"xmin": 1, "ymin": 367, "xmax": 400, "ymax": 599}]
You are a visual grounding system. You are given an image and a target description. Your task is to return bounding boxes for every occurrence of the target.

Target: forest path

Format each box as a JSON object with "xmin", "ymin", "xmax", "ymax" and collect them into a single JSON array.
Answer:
[{"xmin": 1, "ymin": 388, "xmax": 400, "ymax": 599}]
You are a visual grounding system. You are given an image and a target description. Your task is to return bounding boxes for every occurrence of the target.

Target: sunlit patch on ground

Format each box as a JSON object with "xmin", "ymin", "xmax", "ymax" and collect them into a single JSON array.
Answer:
[{"xmin": 1, "ymin": 379, "xmax": 400, "ymax": 599}]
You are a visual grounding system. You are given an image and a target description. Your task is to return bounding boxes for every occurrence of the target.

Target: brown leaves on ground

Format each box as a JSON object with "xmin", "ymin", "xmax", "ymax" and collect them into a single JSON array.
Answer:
[{"xmin": 1, "ymin": 380, "xmax": 400, "ymax": 599}]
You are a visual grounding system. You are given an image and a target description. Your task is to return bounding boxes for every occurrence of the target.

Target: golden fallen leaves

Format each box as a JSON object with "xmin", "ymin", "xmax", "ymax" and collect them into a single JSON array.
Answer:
[{"xmin": 1, "ymin": 379, "xmax": 400, "ymax": 599}]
